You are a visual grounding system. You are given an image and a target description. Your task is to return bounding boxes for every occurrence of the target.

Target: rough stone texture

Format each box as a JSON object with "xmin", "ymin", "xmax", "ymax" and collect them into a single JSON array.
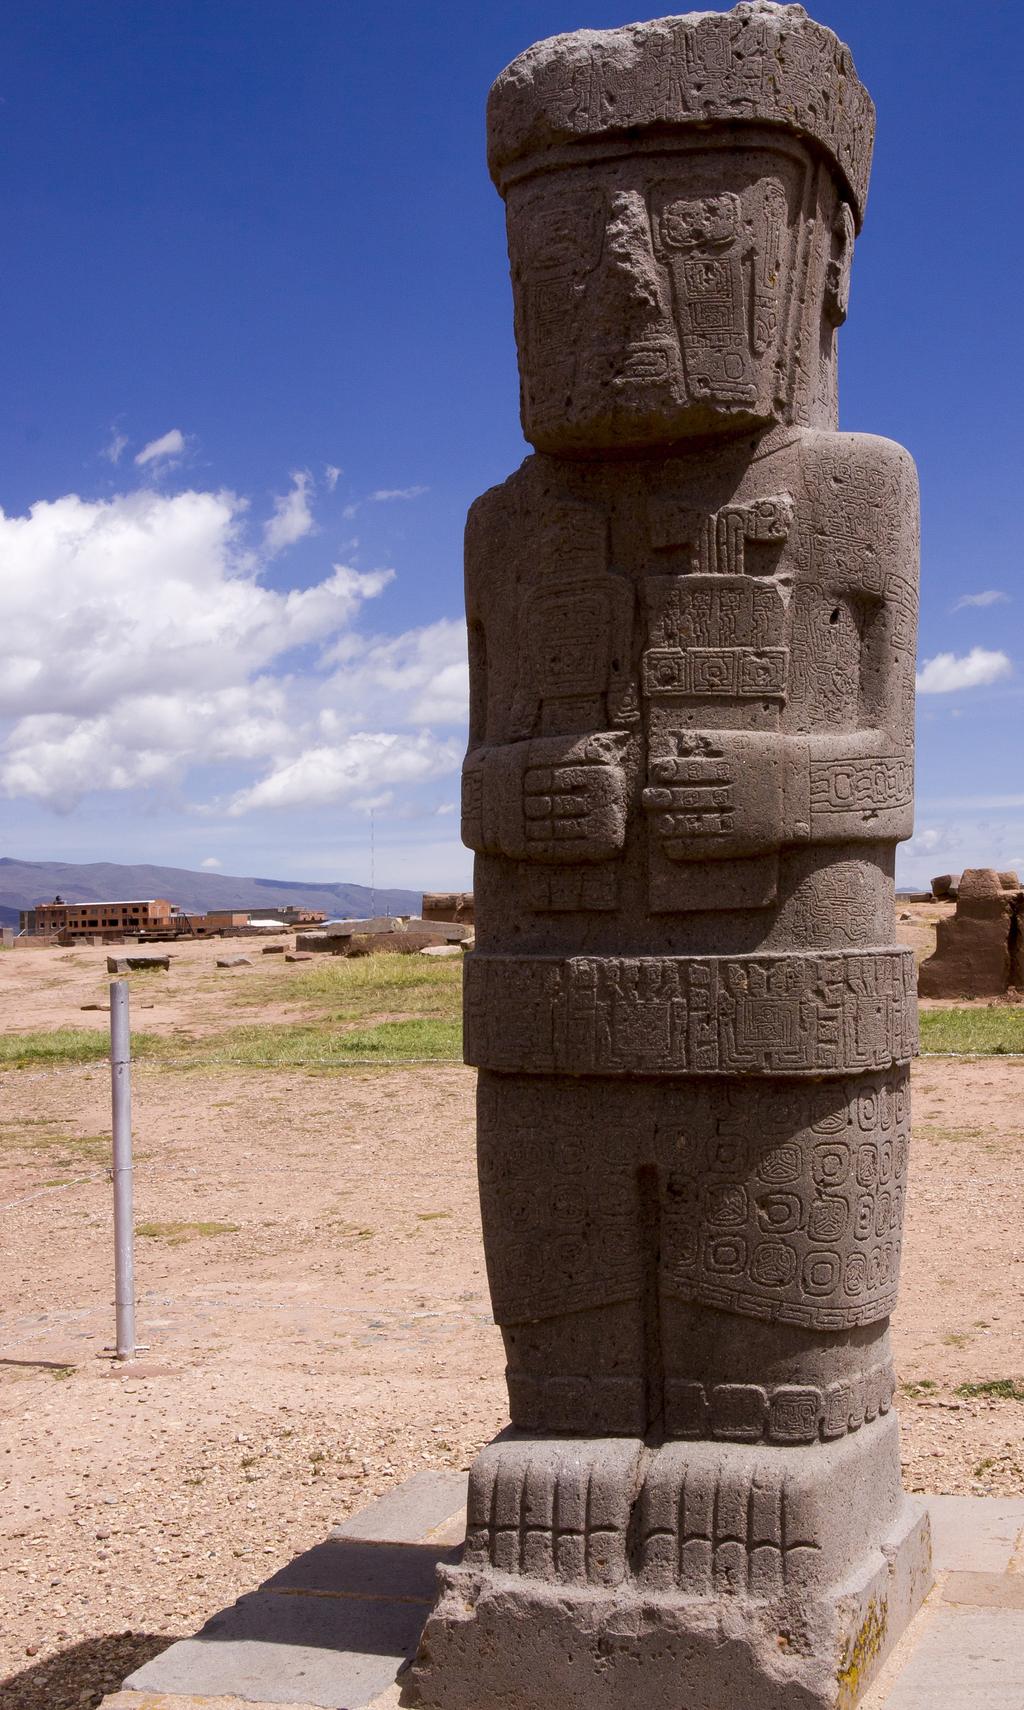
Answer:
[
  {"xmin": 423, "ymin": 892, "xmax": 475, "ymax": 926},
  {"xmin": 414, "ymin": 7, "xmax": 928, "ymax": 1709},
  {"xmin": 918, "ymin": 867, "xmax": 1023, "ymax": 998},
  {"xmin": 929, "ymin": 873, "xmax": 959, "ymax": 901}
]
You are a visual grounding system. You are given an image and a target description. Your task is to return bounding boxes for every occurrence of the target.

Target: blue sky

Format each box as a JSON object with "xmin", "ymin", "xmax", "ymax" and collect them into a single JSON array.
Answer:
[{"xmin": 1, "ymin": 0, "xmax": 1020, "ymax": 891}]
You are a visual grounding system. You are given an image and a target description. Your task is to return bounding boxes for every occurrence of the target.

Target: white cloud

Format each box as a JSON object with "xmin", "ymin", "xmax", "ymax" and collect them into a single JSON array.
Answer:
[
  {"xmin": 318, "ymin": 618, "xmax": 468, "ymax": 730},
  {"xmin": 263, "ymin": 469, "xmax": 316, "ymax": 555},
  {"xmin": 103, "ymin": 429, "xmax": 128, "ymax": 465},
  {"xmin": 897, "ymin": 814, "xmax": 1024, "ymax": 891},
  {"xmin": 200, "ymin": 856, "xmax": 222, "ymax": 869},
  {"xmin": 905, "ymin": 827, "xmax": 944, "ymax": 856},
  {"xmin": 341, "ymin": 484, "xmax": 429, "ymax": 521},
  {"xmin": 0, "ymin": 482, "xmax": 463, "ymax": 816},
  {"xmin": 135, "ymin": 428, "xmax": 186, "ymax": 467},
  {"xmin": 228, "ymin": 731, "xmax": 460, "ymax": 814},
  {"xmin": 369, "ymin": 485, "xmax": 428, "ymax": 503},
  {"xmin": 324, "ymin": 464, "xmax": 342, "ymax": 491},
  {"xmin": 952, "ymin": 589, "xmax": 1010, "ymax": 611},
  {"xmin": 915, "ymin": 647, "xmax": 1011, "ymax": 694}
]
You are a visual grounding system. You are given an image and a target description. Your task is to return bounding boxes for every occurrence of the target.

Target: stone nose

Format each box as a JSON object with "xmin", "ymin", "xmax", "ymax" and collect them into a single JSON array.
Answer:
[{"xmin": 601, "ymin": 191, "xmax": 662, "ymax": 313}]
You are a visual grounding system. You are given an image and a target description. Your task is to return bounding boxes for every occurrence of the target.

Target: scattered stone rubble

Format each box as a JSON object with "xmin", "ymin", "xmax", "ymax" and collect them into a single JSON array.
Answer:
[
  {"xmin": 296, "ymin": 915, "xmax": 473, "ymax": 957},
  {"xmin": 105, "ymin": 954, "xmax": 170, "ymax": 974}
]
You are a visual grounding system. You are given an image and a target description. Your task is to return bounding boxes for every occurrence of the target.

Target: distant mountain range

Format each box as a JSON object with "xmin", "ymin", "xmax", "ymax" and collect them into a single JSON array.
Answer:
[{"xmin": 0, "ymin": 857, "xmax": 421, "ymax": 929}]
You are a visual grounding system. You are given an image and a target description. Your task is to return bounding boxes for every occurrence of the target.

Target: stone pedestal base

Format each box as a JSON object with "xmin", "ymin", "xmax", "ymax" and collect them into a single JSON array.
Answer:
[{"xmin": 412, "ymin": 1421, "xmax": 932, "ymax": 1710}]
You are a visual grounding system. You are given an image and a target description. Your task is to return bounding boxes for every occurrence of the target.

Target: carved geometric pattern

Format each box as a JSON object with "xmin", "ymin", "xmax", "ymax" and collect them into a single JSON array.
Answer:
[
  {"xmin": 465, "ymin": 950, "xmax": 918, "ymax": 1077},
  {"xmin": 478, "ymin": 1070, "xmax": 910, "ymax": 1332},
  {"xmin": 642, "ymin": 645, "xmax": 788, "ymax": 698},
  {"xmin": 664, "ymin": 1366, "xmax": 896, "ymax": 1445},
  {"xmin": 810, "ymin": 756, "xmax": 913, "ymax": 816}
]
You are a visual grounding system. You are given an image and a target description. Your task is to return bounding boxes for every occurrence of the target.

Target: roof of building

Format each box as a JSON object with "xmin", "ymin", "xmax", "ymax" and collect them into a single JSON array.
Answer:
[{"xmin": 37, "ymin": 898, "xmax": 170, "ymax": 908}]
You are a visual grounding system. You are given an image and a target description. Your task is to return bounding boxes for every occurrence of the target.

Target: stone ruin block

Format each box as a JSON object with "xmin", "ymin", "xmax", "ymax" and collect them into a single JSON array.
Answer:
[
  {"xmin": 412, "ymin": 7, "xmax": 930, "ymax": 1709},
  {"xmin": 930, "ymin": 872, "xmax": 959, "ymax": 900},
  {"xmin": 423, "ymin": 891, "xmax": 475, "ymax": 926},
  {"xmin": 919, "ymin": 867, "xmax": 1023, "ymax": 998}
]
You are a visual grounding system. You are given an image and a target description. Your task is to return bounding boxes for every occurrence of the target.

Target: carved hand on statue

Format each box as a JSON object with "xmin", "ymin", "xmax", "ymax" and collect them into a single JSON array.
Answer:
[
  {"xmin": 642, "ymin": 731, "xmax": 794, "ymax": 862},
  {"xmin": 519, "ymin": 736, "xmax": 629, "ymax": 862},
  {"xmin": 462, "ymin": 733, "xmax": 629, "ymax": 863},
  {"xmin": 461, "ymin": 751, "xmax": 490, "ymax": 854}
]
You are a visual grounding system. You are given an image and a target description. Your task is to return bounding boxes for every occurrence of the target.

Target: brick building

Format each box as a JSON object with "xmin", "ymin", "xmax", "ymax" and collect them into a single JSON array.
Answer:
[{"xmin": 25, "ymin": 897, "xmax": 174, "ymax": 942}]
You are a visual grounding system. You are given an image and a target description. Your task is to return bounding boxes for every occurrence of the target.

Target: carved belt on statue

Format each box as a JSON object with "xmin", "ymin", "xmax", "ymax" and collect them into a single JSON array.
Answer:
[{"xmin": 464, "ymin": 948, "xmax": 918, "ymax": 1077}]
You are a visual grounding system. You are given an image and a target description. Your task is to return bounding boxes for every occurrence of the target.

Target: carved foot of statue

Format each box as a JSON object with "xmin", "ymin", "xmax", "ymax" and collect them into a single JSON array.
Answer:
[
  {"xmin": 411, "ymin": 1417, "xmax": 932, "ymax": 1710},
  {"xmin": 462, "ymin": 1430, "xmax": 644, "ymax": 1586}
]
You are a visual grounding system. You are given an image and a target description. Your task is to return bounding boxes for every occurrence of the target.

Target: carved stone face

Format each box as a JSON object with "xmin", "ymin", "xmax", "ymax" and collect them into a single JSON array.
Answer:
[{"xmin": 505, "ymin": 137, "xmax": 842, "ymax": 452}]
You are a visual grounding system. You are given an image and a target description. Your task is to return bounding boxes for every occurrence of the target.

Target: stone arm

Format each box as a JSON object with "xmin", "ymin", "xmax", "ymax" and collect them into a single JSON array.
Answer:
[
  {"xmin": 645, "ymin": 443, "xmax": 918, "ymax": 860},
  {"xmin": 461, "ymin": 488, "xmax": 631, "ymax": 864},
  {"xmin": 792, "ymin": 446, "xmax": 918, "ymax": 847},
  {"xmin": 462, "ymin": 732, "xmax": 630, "ymax": 862}
]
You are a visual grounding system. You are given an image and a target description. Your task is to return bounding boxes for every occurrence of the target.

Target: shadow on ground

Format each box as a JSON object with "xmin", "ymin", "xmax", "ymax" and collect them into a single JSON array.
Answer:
[{"xmin": 1, "ymin": 1631, "xmax": 173, "ymax": 1710}]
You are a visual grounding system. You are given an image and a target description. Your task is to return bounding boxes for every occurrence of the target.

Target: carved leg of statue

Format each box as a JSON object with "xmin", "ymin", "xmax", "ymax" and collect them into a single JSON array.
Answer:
[
  {"xmin": 476, "ymin": 1069, "xmax": 649, "ymax": 1436},
  {"xmin": 503, "ymin": 1300, "xmax": 648, "ymax": 1435}
]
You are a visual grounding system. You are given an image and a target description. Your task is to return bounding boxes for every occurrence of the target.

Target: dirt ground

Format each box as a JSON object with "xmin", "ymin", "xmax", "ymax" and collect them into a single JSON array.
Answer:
[{"xmin": 2, "ymin": 917, "xmax": 1023, "ymax": 1709}]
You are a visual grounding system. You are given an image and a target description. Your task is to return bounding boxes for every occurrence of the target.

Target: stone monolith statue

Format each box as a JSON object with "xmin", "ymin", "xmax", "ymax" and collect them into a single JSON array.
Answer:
[{"xmin": 414, "ymin": 6, "xmax": 931, "ymax": 1706}]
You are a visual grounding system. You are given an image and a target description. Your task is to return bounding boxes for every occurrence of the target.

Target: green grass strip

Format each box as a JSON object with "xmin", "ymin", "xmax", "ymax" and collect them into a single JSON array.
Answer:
[{"xmin": 919, "ymin": 1008, "xmax": 1024, "ymax": 1056}]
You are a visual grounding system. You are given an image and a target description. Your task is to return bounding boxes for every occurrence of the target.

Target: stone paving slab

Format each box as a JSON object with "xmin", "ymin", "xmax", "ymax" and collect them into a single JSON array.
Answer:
[
  {"xmin": 942, "ymin": 1568, "xmax": 1024, "ymax": 1609},
  {"xmin": 925, "ymin": 1492, "xmax": 1024, "ymax": 1572},
  {"xmin": 328, "ymin": 1469, "xmax": 466, "ymax": 1544},
  {"xmin": 103, "ymin": 1486, "xmax": 1024, "ymax": 1710},
  {"xmin": 103, "ymin": 1684, "xmax": 401, "ymax": 1710},
  {"xmin": 123, "ymin": 1538, "xmax": 455, "ymax": 1707},
  {"xmin": 101, "ymin": 1696, "xmax": 327, "ymax": 1710},
  {"xmin": 880, "ymin": 1605, "xmax": 1024, "ymax": 1709},
  {"xmin": 261, "ymin": 1537, "xmax": 459, "ymax": 1601}
]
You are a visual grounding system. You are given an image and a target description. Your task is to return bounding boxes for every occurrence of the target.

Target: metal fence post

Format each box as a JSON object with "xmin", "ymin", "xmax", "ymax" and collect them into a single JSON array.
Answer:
[{"xmin": 110, "ymin": 978, "xmax": 136, "ymax": 1360}]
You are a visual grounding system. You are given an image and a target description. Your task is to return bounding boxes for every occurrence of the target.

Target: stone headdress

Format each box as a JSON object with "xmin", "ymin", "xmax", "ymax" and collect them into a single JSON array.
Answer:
[{"xmin": 488, "ymin": 1, "xmax": 875, "ymax": 225}]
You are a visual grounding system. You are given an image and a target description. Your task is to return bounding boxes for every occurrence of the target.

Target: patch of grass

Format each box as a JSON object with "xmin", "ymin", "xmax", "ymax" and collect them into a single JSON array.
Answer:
[
  {"xmin": 164, "ymin": 1016, "xmax": 462, "ymax": 1067},
  {"xmin": 916, "ymin": 1125, "xmax": 983, "ymax": 1143},
  {"xmin": 942, "ymin": 1332, "xmax": 971, "ymax": 1349},
  {"xmin": 417, "ymin": 1211, "xmax": 451, "ymax": 1221},
  {"xmin": 51, "ymin": 1365, "xmax": 75, "ymax": 1380},
  {"xmin": 136, "ymin": 1219, "xmax": 240, "ymax": 1245},
  {"xmin": 0, "ymin": 993, "xmax": 462, "ymax": 1075},
  {"xmin": 0, "ymin": 1029, "xmax": 164, "ymax": 1069},
  {"xmin": 280, "ymin": 951, "xmax": 463, "ymax": 1021},
  {"xmin": 901, "ymin": 1378, "xmax": 938, "ymax": 1399},
  {"xmin": 920, "ymin": 1008, "xmax": 1024, "ymax": 1055},
  {"xmin": 0, "ymin": 1028, "xmax": 111, "ymax": 1068},
  {"xmin": 955, "ymin": 1378, "xmax": 1024, "ymax": 1402}
]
